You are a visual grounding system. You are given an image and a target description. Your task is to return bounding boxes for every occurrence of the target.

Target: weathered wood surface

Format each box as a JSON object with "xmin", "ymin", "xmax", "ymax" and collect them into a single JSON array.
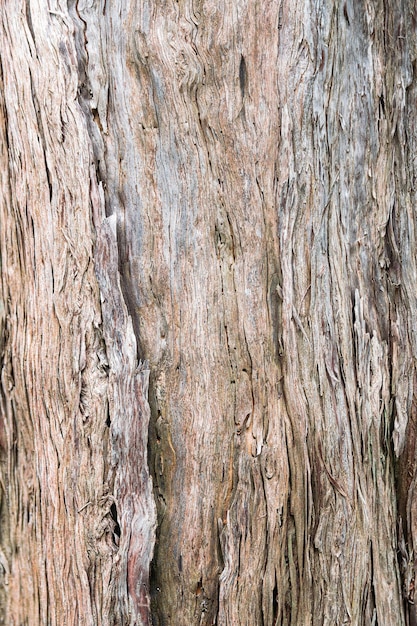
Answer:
[
  {"xmin": 0, "ymin": 2, "xmax": 156, "ymax": 625},
  {"xmin": 1, "ymin": 1, "xmax": 417, "ymax": 625}
]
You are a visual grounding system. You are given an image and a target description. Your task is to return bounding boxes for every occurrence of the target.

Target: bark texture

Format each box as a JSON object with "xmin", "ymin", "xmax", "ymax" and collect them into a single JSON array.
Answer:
[
  {"xmin": 0, "ymin": 3, "xmax": 156, "ymax": 625},
  {"xmin": 1, "ymin": 1, "xmax": 417, "ymax": 625}
]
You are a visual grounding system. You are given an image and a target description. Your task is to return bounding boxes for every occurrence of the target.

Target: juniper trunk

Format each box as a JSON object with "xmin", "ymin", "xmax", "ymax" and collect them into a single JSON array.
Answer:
[{"xmin": 1, "ymin": 1, "xmax": 417, "ymax": 625}]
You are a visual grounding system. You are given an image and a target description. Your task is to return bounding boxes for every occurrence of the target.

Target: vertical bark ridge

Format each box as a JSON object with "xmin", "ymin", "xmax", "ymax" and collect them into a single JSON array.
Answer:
[
  {"xmin": 73, "ymin": 0, "xmax": 417, "ymax": 624},
  {"xmin": 0, "ymin": 3, "xmax": 115, "ymax": 623},
  {"xmin": 0, "ymin": 2, "xmax": 156, "ymax": 624}
]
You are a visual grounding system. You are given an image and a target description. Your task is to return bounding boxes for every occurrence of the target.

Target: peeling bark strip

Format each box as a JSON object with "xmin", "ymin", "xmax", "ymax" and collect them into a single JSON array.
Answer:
[
  {"xmin": 95, "ymin": 216, "xmax": 156, "ymax": 625},
  {"xmin": 1, "ymin": 1, "xmax": 417, "ymax": 626}
]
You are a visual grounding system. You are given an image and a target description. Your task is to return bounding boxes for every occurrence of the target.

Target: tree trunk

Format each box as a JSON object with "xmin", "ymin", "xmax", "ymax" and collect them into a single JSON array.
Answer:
[{"xmin": 1, "ymin": 1, "xmax": 417, "ymax": 625}]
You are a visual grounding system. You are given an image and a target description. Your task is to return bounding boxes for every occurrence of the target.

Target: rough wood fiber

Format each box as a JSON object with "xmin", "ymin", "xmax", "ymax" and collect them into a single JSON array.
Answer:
[
  {"xmin": 1, "ymin": 1, "xmax": 417, "ymax": 626},
  {"xmin": 0, "ymin": 2, "xmax": 155, "ymax": 625}
]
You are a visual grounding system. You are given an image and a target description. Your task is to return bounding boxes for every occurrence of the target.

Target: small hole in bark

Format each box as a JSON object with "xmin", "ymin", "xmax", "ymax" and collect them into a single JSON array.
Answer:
[
  {"xmin": 92, "ymin": 107, "xmax": 104, "ymax": 133},
  {"xmin": 379, "ymin": 94, "xmax": 385, "ymax": 117},
  {"xmin": 196, "ymin": 579, "xmax": 203, "ymax": 596},
  {"xmin": 110, "ymin": 503, "xmax": 121, "ymax": 539},
  {"xmin": 106, "ymin": 412, "xmax": 111, "ymax": 427}
]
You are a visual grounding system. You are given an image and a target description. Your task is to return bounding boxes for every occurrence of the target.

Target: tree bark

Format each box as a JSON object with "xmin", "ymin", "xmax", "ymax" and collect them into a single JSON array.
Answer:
[{"xmin": 1, "ymin": 1, "xmax": 417, "ymax": 625}]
